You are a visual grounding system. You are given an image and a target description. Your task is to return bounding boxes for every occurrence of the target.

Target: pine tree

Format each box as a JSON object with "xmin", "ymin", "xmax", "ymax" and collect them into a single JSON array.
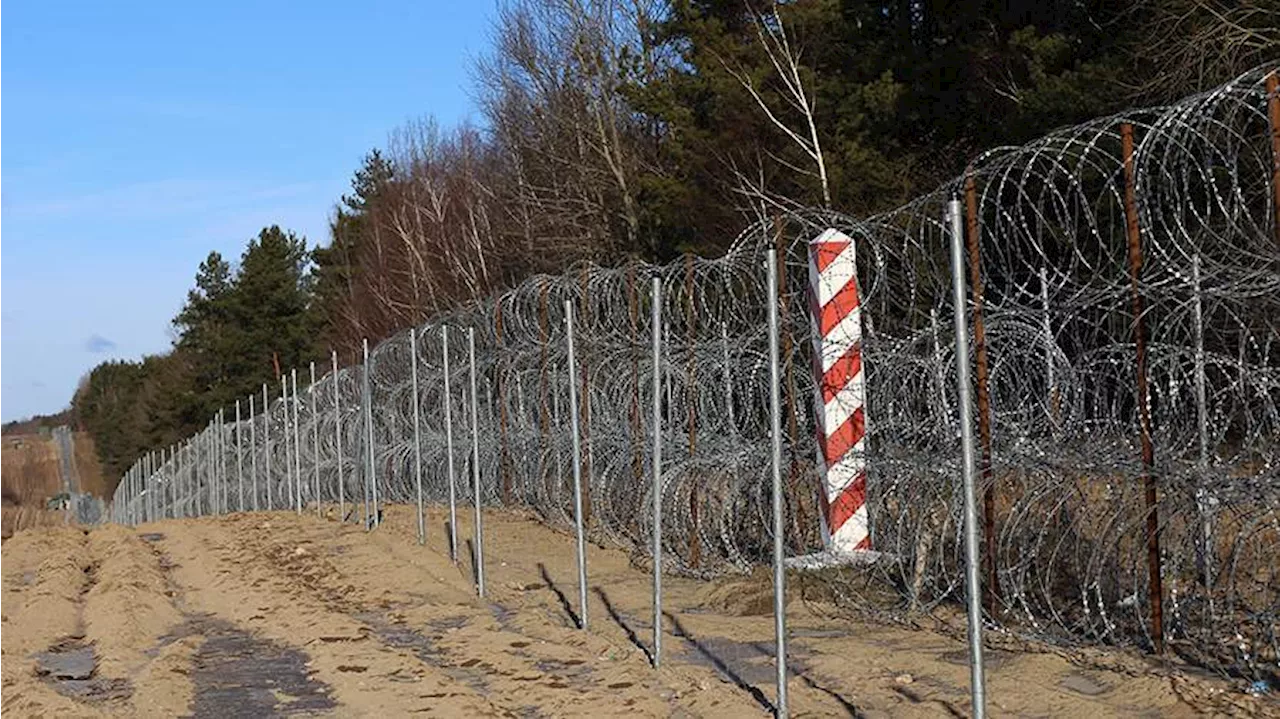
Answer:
[
  {"xmin": 311, "ymin": 150, "xmax": 395, "ymax": 354},
  {"xmin": 228, "ymin": 225, "xmax": 316, "ymax": 394},
  {"xmin": 173, "ymin": 252, "xmax": 235, "ymax": 421}
]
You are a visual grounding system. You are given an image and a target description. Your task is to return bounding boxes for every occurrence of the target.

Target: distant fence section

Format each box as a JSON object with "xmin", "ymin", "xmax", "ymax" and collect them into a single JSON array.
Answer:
[
  {"xmin": 112, "ymin": 67, "xmax": 1279, "ymax": 684},
  {"xmin": 52, "ymin": 425, "xmax": 106, "ymax": 526}
]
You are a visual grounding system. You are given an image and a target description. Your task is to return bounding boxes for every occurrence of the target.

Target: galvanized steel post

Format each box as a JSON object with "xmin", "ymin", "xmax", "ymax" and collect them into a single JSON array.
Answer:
[
  {"xmin": 281, "ymin": 376, "xmax": 290, "ymax": 513},
  {"xmin": 565, "ymin": 300, "xmax": 589, "ymax": 629},
  {"xmin": 264, "ymin": 384, "xmax": 273, "ymax": 511},
  {"xmin": 236, "ymin": 400, "xmax": 244, "ymax": 512},
  {"xmin": 468, "ymin": 327, "xmax": 486, "ymax": 597},
  {"xmin": 650, "ymin": 275, "xmax": 664, "ymax": 668},
  {"xmin": 443, "ymin": 327, "xmax": 459, "ymax": 563},
  {"xmin": 333, "ymin": 350, "xmax": 344, "ymax": 521},
  {"xmin": 311, "ymin": 361, "xmax": 320, "ymax": 517},
  {"xmin": 292, "ymin": 368, "xmax": 303, "ymax": 515},
  {"xmin": 948, "ymin": 197, "xmax": 988, "ymax": 719},
  {"xmin": 363, "ymin": 339, "xmax": 379, "ymax": 528},
  {"xmin": 250, "ymin": 394, "xmax": 259, "ymax": 512},
  {"xmin": 1192, "ymin": 255, "xmax": 1213, "ymax": 600},
  {"xmin": 411, "ymin": 328, "xmax": 425, "ymax": 544},
  {"xmin": 766, "ymin": 251, "xmax": 788, "ymax": 718}
]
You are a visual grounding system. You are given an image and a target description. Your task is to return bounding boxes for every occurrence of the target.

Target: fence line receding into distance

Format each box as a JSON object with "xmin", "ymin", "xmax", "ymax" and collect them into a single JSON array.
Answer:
[{"xmin": 112, "ymin": 66, "xmax": 1280, "ymax": 688}]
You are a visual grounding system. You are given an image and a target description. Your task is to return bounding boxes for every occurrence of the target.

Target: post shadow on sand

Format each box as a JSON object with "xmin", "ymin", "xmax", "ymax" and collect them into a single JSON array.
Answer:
[
  {"xmin": 466, "ymin": 538, "xmax": 479, "ymax": 586},
  {"xmin": 592, "ymin": 587, "xmax": 651, "ymax": 664},
  {"xmin": 661, "ymin": 612, "xmax": 775, "ymax": 712},
  {"xmin": 443, "ymin": 521, "xmax": 455, "ymax": 561},
  {"xmin": 536, "ymin": 563, "xmax": 582, "ymax": 629},
  {"xmin": 662, "ymin": 612, "xmax": 863, "ymax": 717},
  {"xmin": 745, "ymin": 640, "xmax": 861, "ymax": 716}
]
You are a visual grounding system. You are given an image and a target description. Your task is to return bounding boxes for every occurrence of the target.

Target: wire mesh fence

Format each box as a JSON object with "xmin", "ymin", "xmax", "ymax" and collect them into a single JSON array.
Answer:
[{"xmin": 112, "ymin": 66, "xmax": 1279, "ymax": 685}]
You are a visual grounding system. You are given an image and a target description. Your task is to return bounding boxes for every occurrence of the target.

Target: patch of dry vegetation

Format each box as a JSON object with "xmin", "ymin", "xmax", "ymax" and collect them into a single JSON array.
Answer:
[
  {"xmin": 2, "ymin": 434, "xmax": 61, "ymax": 504},
  {"xmin": 1, "ymin": 507, "xmax": 66, "ymax": 540},
  {"xmin": 2, "ymin": 433, "xmax": 76, "ymax": 539},
  {"xmin": 71, "ymin": 432, "xmax": 107, "ymax": 498}
]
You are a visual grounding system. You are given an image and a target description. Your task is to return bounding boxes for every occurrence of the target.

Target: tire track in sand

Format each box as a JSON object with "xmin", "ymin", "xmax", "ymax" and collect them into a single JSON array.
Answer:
[
  {"xmin": 148, "ymin": 519, "xmax": 512, "ymax": 717},
  {"xmin": 188, "ymin": 512, "xmax": 764, "ymax": 717}
]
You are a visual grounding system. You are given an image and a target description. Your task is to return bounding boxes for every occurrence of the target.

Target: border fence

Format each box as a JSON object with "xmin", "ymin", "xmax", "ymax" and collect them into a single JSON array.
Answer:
[
  {"xmin": 111, "ymin": 66, "xmax": 1279, "ymax": 697},
  {"xmin": 52, "ymin": 425, "xmax": 106, "ymax": 525}
]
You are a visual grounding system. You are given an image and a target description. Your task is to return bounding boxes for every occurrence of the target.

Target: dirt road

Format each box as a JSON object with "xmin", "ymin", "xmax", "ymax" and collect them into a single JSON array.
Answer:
[{"xmin": 2, "ymin": 506, "xmax": 1270, "ymax": 717}]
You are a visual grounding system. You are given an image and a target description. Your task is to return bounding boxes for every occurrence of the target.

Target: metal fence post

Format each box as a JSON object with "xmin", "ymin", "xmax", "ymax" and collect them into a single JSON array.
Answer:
[
  {"xmin": 171, "ymin": 444, "xmax": 178, "ymax": 519},
  {"xmin": 363, "ymin": 339, "xmax": 379, "ymax": 528},
  {"xmin": 412, "ymin": 328, "xmax": 425, "ymax": 544},
  {"xmin": 194, "ymin": 433, "xmax": 201, "ymax": 519},
  {"xmin": 1266, "ymin": 71, "xmax": 1280, "ymax": 247},
  {"xmin": 292, "ymin": 368, "xmax": 303, "ymax": 515},
  {"xmin": 311, "ymin": 361, "xmax": 321, "ymax": 517},
  {"xmin": 964, "ymin": 172, "xmax": 1001, "ymax": 612},
  {"xmin": 766, "ymin": 251, "xmax": 788, "ymax": 718},
  {"xmin": 250, "ymin": 395, "xmax": 259, "ymax": 511},
  {"xmin": 236, "ymin": 400, "xmax": 244, "ymax": 512},
  {"xmin": 1121, "ymin": 121, "xmax": 1164, "ymax": 654},
  {"xmin": 651, "ymin": 275, "xmax": 664, "ymax": 668},
  {"xmin": 206, "ymin": 423, "xmax": 212, "ymax": 517},
  {"xmin": 1039, "ymin": 268, "xmax": 1058, "ymax": 428},
  {"xmin": 443, "ymin": 327, "xmax": 459, "ymax": 563},
  {"xmin": 281, "ymin": 376, "xmax": 290, "ymax": 513},
  {"xmin": 263, "ymin": 384, "xmax": 273, "ymax": 511},
  {"xmin": 180, "ymin": 441, "xmax": 188, "ymax": 518},
  {"xmin": 468, "ymin": 327, "xmax": 486, "ymax": 597},
  {"xmin": 949, "ymin": 197, "xmax": 988, "ymax": 719},
  {"xmin": 565, "ymin": 300, "xmax": 589, "ymax": 629},
  {"xmin": 217, "ymin": 413, "xmax": 225, "ymax": 516},
  {"xmin": 156, "ymin": 450, "xmax": 162, "ymax": 519},
  {"xmin": 205, "ymin": 426, "xmax": 212, "ymax": 517},
  {"xmin": 1192, "ymin": 255, "xmax": 1214, "ymax": 603},
  {"xmin": 333, "ymin": 350, "xmax": 344, "ymax": 521}
]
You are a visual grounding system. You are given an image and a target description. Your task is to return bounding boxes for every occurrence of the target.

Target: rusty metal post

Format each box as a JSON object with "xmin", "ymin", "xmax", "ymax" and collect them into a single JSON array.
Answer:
[
  {"xmin": 775, "ymin": 216, "xmax": 805, "ymax": 552},
  {"xmin": 538, "ymin": 280, "xmax": 552, "ymax": 503},
  {"xmin": 684, "ymin": 254, "xmax": 701, "ymax": 568},
  {"xmin": 579, "ymin": 267, "xmax": 593, "ymax": 530},
  {"xmin": 1121, "ymin": 122, "xmax": 1164, "ymax": 654},
  {"xmin": 948, "ymin": 197, "xmax": 989, "ymax": 718},
  {"xmin": 1267, "ymin": 72, "xmax": 1280, "ymax": 247},
  {"xmin": 628, "ymin": 266, "xmax": 644, "ymax": 512},
  {"xmin": 964, "ymin": 173, "xmax": 1001, "ymax": 614},
  {"xmin": 495, "ymin": 303, "xmax": 512, "ymax": 505}
]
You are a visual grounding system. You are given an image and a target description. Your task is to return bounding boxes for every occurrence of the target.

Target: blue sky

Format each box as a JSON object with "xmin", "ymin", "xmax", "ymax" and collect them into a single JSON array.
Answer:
[{"xmin": 2, "ymin": 1, "xmax": 495, "ymax": 421}]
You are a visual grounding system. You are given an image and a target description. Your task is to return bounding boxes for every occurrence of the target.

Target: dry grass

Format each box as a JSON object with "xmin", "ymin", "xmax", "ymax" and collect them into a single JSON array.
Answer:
[
  {"xmin": 2, "ymin": 433, "xmax": 63, "ymax": 541},
  {"xmin": 71, "ymin": 432, "xmax": 107, "ymax": 497},
  {"xmin": 0, "ymin": 505, "xmax": 66, "ymax": 539},
  {"xmin": 1, "ymin": 434, "xmax": 61, "ymax": 506}
]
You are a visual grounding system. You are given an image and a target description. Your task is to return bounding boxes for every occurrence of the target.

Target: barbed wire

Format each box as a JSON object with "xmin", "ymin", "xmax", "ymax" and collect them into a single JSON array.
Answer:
[{"xmin": 115, "ymin": 65, "xmax": 1279, "ymax": 686}]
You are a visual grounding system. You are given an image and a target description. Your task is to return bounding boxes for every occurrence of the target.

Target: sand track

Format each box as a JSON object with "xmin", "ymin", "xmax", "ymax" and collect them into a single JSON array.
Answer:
[{"xmin": 3, "ymin": 506, "xmax": 1274, "ymax": 717}]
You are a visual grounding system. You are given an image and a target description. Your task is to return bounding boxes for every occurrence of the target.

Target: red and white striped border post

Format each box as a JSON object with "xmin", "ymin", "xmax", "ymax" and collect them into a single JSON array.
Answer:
[{"xmin": 809, "ymin": 228, "xmax": 871, "ymax": 555}]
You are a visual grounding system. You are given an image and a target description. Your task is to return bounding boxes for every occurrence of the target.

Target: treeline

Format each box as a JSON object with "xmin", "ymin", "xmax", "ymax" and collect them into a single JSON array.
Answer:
[
  {"xmin": 74, "ymin": 0, "xmax": 1278, "ymax": 489},
  {"xmin": 75, "ymin": 227, "xmax": 315, "ymax": 481},
  {"xmin": 2, "ymin": 409, "xmax": 75, "ymax": 436}
]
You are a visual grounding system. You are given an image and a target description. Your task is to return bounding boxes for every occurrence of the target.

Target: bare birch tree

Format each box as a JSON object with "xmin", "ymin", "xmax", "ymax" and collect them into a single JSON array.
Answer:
[
  {"xmin": 1127, "ymin": 0, "xmax": 1280, "ymax": 100},
  {"xmin": 477, "ymin": 0, "xmax": 665, "ymax": 260},
  {"xmin": 722, "ymin": 1, "xmax": 832, "ymax": 208}
]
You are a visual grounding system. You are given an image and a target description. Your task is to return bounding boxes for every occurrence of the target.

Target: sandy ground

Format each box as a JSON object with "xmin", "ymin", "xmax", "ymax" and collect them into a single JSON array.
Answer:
[{"xmin": 2, "ymin": 505, "xmax": 1274, "ymax": 717}]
